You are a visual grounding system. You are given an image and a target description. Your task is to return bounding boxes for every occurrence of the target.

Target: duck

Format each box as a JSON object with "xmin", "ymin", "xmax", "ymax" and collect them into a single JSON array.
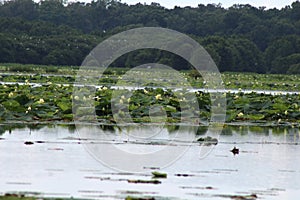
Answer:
[{"xmin": 230, "ymin": 146, "xmax": 239, "ymax": 155}]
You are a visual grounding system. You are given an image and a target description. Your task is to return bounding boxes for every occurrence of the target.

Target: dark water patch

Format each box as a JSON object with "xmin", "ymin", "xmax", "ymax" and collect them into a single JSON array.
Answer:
[
  {"xmin": 180, "ymin": 186, "xmax": 216, "ymax": 190},
  {"xmin": 215, "ymin": 155, "xmax": 229, "ymax": 157},
  {"xmin": 101, "ymin": 172, "xmax": 151, "ymax": 177},
  {"xmin": 214, "ymin": 193, "xmax": 258, "ymax": 199},
  {"xmin": 213, "ymin": 169, "xmax": 238, "ymax": 173},
  {"xmin": 240, "ymin": 150, "xmax": 259, "ymax": 154},
  {"xmin": 278, "ymin": 169, "xmax": 296, "ymax": 173},
  {"xmin": 6, "ymin": 182, "xmax": 32, "ymax": 185},
  {"xmin": 60, "ymin": 136, "xmax": 88, "ymax": 141},
  {"xmin": 185, "ymin": 192, "xmax": 212, "ymax": 198},
  {"xmin": 3, "ymin": 191, "xmax": 42, "ymax": 198},
  {"xmin": 191, "ymin": 169, "xmax": 236, "ymax": 175},
  {"xmin": 125, "ymin": 196, "xmax": 156, "ymax": 200},
  {"xmin": 47, "ymin": 147, "xmax": 64, "ymax": 151},
  {"xmin": 174, "ymin": 173, "xmax": 202, "ymax": 177},
  {"xmin": 118, "ymin": 190, "xmax": 158, "ymax": 195},
  {"xmin": 84, "ymin": 176, "xmax": 128, "ymax": 182}
]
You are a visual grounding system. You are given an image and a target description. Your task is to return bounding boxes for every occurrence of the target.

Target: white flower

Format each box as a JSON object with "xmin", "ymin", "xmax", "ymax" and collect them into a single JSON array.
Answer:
[
  {"xmin": 74, "ymin": 96, "xmax": 80, "ymax": 100},
  {"xmin": 102, "ymin": 86, "xmax": 108, "ymax": 90},
  {"xmin": 38, "ymin": 98, "xmax": 45, "ymax": 104},
  {"xmin": 284, "ymin": 110, "xmax": 288, "ymax": 115},
  {"xmin": 237, "ymin": 112, "xmax": 244, "ymax": 117},
  {"xmin": 119, "ymin": 99, "xmax": 124, "ymax": 104},
  {"xmin": 155, "ymin": 94, "xmax": 162, "ymax": 100},
  {"xmin": 180, "ymin": 97, "xmax": 186, "ymax": 102},
  {"xmin": 127, "ymin": 98, "xmax": 131, "ymax": 103},
  {"xmin": 8, "ymin": 92, "xmax": 14, "ymax": 98},
  {"xmin": 28, "ymin": 106, "xmax": 31, "ymax": 111},
  {"xmin": 95, "ymin": 96, "xmax": 100, "ymax": 101},
  {"xmin": 143, "ymin": 89, "xmax": 148, "ymax": 94}
]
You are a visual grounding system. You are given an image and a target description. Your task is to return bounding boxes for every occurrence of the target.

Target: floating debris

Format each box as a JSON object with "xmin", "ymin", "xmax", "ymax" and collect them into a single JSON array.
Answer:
[
  {"xmin": 197, "ymin": 136, "xmax": 218, "ymax": 145},
  {"xmin": 174, "ymin": 173, "xmax": 196, "ymax": 177},
  {"xmin": 125, "ymin": 196, "xmax": 155, "ymax": 200},
  {"xmin": 215, "ymin": 193, "xmax": 257, "ymax": 199},
  {"xmin": 35, "ymin": 140, "xmax": 46, "ymax": 143},
  {"xmin": 24, "ymin": 141, "xmax": 34, "ymax": 145},
  {"xmin": 127, "ymin": 179, "xmax": 161, "ymax": 184}
]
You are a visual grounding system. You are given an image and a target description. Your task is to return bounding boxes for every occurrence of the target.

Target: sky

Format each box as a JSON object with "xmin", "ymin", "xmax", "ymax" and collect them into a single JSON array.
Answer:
[
  {"xmin": 70, "ymin": 0, "xmax": 297, "ymax": 9},
  {"xmin": 119, "ymin": 0, "xmax": 296, "ymax": 9}
]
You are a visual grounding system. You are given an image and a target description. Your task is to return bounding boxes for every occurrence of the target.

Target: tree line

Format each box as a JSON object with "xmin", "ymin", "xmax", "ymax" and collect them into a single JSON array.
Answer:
[{"xmin": 0, "ymin": 0, "xmax": 300, "ymax": 74}]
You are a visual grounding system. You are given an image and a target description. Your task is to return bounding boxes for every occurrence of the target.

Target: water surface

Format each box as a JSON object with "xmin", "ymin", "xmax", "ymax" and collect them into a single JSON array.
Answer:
[{"xmin": 0, "ymin": 124, "xmax": 299, "ymax": 199}]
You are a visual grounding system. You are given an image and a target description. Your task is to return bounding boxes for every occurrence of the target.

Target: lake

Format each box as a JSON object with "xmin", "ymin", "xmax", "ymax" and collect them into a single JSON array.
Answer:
[{"xmin": 0, "ymin": 123, "xmax": 299, "ymax": 199}]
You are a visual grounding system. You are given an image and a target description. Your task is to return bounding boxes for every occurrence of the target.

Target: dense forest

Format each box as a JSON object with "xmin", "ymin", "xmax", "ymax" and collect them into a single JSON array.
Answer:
[{"xmin": 0, "ymin": 0, "xmax": 300, "ymax": 73}]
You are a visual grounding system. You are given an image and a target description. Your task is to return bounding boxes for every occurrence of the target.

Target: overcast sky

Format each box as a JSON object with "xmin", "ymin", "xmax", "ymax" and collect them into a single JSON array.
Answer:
[{"xmin": 70, "ymin": 0, "xmax": 297, "ymax": 9}]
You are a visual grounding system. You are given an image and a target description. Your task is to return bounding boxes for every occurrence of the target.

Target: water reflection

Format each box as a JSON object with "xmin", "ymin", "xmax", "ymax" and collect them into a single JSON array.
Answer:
[
  {"xmin": 0, "ymin": 123, "xmax": 298, "ymax": 138},
  {"xmin": 0, "ymin": 123, "xmax": 300, "ymax": 199}
]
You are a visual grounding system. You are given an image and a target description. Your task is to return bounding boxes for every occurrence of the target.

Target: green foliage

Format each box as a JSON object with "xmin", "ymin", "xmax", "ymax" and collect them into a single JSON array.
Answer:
[
  {"xmin": 0, "ymin": 77, "xmax": 298, "ymax": 124},
  {"xmin": 151, "ymin": 171, "xmax": 167, "ymax": 178},
  {"xmin": 0, "ymin": 1, "xmax": 300, "ymax": 73}
]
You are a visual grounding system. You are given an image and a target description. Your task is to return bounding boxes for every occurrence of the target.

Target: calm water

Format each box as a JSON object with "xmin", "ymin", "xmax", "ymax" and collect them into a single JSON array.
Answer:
[{"xmin": 0, "ymin": 124, "xmax": 300, "ymax": 199}]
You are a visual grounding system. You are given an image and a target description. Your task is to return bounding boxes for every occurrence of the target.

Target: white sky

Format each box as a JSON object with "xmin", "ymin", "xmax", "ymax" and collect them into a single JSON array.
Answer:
[
  {"xmin": 120, "ymin": 0, "xmax": 296, "ymax": 9},
  {"xmin": 71, "ymin": 0, "xmax": 297, "ymax": 9}
]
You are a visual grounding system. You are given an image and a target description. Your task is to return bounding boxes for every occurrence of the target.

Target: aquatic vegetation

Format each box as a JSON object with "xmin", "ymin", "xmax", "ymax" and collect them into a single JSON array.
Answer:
[
  {"xmin": 0, "ymin": 82, "xmax": 298, "ymax": 124},
  {"xmin": 151, "ymin": 171, "xmax": 167, "ymax": 178},
  {"xmin": 0, "ymin": 69, "xmax": 298, "ymax": 124}
]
